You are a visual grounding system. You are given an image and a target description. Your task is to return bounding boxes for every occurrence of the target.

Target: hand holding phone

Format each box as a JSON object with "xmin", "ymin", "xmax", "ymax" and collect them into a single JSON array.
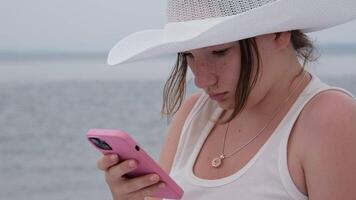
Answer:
[{"xmin": 87, "ymin": 129, "xmax": 183, "ymax": 199}]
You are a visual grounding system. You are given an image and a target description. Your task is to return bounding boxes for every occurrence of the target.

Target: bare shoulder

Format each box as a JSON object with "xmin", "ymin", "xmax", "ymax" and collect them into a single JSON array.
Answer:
[
  {"xmin": 300, "ymin": 89, "xmax": 356, "ymax": 135},
  {"xmin": 298, "ymin": 89, "xmax": 356, "ymax": 199},
  {"xmin": 146, "ymin": 92, "xmax": 202, "ymax": 200}
]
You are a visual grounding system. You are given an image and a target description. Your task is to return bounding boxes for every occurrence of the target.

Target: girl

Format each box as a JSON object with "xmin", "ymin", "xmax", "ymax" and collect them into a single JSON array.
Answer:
[{"xmin": 97, "ymin": 0, "xmax": 356, "ymax": 199}]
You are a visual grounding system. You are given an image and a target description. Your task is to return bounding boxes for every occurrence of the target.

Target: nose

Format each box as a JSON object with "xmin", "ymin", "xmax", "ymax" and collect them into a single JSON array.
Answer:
[{"xmin": 192, "ymin": 65, "xmax": 217, "ymax": 89}]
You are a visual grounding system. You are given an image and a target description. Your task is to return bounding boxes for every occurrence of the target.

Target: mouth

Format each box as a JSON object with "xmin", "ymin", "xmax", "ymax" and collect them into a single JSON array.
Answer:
[{"xmin": 209, "ymin": 92, "xmax": 228, "ymax": 101}]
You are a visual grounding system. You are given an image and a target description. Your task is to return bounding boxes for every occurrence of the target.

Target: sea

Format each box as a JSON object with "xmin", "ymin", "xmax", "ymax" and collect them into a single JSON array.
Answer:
[{"xmin": 0, "ymin": 53, "xmax": 355, "ymax": 200}]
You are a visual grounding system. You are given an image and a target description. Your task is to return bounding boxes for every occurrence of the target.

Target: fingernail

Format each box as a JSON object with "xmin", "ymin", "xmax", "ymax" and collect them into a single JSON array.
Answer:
[
  {"xmin": 128, "ymin": 160, "xmax": 136, "ymax": 168},
  {"xmin": 110, "ymin": 154, "xmax": 117, "ymax": 162},
  {"xmin": 150, "ymin": 174, "xmax": 159, "ymax": 181},
  {"xmin": 158, "ymin": 183, "xmax": 165, "ymax": 188}
]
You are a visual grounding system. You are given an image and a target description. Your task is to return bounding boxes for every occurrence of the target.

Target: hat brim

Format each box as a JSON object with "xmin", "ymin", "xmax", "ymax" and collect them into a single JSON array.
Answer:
[{"xmin": 108, "ymin": 0, "xmax": 356, "ymax": 66}]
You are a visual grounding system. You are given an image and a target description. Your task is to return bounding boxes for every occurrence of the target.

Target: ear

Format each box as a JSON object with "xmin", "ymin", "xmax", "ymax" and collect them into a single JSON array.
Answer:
[{"xmin": 274, "ymin": 31, "xmax": 292, "ymax": 50}]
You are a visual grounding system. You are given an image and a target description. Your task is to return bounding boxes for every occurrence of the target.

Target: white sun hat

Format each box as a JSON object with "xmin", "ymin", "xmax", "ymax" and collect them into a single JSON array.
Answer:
[{"xmin": 108, "ymin": 0, "xmax": 356, "ymax": 66}]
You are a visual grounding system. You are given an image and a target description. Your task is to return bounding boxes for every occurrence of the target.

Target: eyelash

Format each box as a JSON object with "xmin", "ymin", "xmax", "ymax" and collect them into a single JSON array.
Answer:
[
  {"xmin": 182, "ymin": 48, "xmax": 229, "ymax": 58},
  {"xmin": 213, "ymin": 49, "xmax": 229, "ymax": 56}
]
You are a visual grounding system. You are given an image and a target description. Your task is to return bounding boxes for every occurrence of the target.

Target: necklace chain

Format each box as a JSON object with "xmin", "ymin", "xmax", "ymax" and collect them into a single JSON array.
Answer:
[{"xmin": 211, "ymin": 70, "xmax": 307, "ymax": 168}]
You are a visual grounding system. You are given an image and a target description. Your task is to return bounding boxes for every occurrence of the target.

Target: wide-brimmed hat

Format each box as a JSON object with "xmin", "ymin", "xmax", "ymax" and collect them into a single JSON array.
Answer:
[{"xmin": 108, "ymin": 0, "xmax": 356, "ymax": 66}]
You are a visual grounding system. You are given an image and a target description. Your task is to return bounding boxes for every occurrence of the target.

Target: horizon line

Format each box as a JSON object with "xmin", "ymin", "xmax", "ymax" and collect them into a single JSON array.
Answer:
[{"xmin": 1, "ymin": 43, "xmax": 356, "ymax": 60}]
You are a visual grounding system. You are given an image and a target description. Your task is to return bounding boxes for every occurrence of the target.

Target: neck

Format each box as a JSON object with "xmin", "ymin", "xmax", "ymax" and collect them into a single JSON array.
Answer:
[
  {"xmin": 223, "ymin": 49, "xmax": 312, "ymax": 123},
  {"xmin": 250, "ymin": 63, "xmax": 311, "ymax": 117}
]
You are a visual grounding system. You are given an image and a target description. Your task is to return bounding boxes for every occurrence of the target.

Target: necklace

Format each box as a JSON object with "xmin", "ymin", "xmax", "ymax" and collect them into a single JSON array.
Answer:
[{"xmin": 211, "ymin": 70, "xmax": 307, "ymax": 168}]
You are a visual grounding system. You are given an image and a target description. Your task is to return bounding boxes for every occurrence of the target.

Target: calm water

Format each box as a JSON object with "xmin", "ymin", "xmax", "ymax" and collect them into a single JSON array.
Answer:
[{"xmin": 0, "ymin": 54, "xmax": 355, "ymax": 200}]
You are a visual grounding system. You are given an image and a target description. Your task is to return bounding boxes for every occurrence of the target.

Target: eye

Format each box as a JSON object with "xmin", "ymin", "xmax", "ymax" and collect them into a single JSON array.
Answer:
[{"xmin": 212, "ymin": 48, "xmax": 230, "ymax": 56}]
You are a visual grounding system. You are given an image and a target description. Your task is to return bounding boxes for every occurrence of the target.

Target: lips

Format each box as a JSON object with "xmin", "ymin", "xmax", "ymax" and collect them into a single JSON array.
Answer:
[{"xmin": 209, "ymin": 92, "xmax": 228, "ymax": 101}]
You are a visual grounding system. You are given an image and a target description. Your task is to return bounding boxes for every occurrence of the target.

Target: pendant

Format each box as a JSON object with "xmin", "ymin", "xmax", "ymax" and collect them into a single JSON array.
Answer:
[{"xmin": 211, "ymin": 154, "xmax": 225, "ymax": 168}]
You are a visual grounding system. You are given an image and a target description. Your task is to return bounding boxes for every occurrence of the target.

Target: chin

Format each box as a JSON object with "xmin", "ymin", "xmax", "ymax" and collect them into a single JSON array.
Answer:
[{"xmin": 216, "ymin": 101, "xmax": 234, "ymax": 110}]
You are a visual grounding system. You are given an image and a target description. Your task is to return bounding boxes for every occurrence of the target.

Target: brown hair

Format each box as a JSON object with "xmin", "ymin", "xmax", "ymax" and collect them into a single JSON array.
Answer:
[{"xmin": 161, "ymin": 30, "xmax": 318, "ymax": 122}]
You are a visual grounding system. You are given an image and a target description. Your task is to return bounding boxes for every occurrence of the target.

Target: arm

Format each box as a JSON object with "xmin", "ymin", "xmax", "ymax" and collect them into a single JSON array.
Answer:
[
  {"xmin": 300, "ymin": 90, "xmax": 356, "ymax": 200},
  {"xmin": 147, "ymin": 92, "xmax": 202, "ymax": 200}
]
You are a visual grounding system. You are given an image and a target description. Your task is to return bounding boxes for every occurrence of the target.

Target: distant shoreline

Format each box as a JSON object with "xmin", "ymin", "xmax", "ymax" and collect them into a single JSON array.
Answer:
[
  {"xmin": 0, "ymin": 44, "xmax": 355, "ymax": 61},
  {"xmin": 0, "ymin": 52, "xmax": 107, "ymax": 61}
]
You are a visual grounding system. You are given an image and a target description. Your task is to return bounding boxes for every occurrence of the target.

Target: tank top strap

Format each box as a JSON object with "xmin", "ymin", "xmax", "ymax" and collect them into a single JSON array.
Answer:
[
  {"xmin": 170, "ymin": 92, "xmax": 224, "ymax": 174},
  {"xmin": 278, "ymin": 73, "xmax": 355, "ymax": 199}
]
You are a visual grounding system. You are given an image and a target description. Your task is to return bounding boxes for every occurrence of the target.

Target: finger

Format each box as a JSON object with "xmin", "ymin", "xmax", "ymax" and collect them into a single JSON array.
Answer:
[
  {"xmin": 97, "ymin": 154, "xmax": 120, "ymax": 171},
  {"xmin": 106, "ymin": 159, "xmax": 138, "ymax": 182},
  {"xmin": 123, "ymin": 173, "xmax": 161, "ymax": 194},
  {"xmin": 129, "ymin": 181, "xmax": 166, "ymax": 200}
]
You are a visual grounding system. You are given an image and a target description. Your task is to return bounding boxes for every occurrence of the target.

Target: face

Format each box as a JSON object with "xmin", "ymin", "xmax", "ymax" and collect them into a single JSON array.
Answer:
[
  {"xmin": 182, "ymin": 32, "xmax": 296, "ymax": 112},
  {"xmin": 183, "ymin": 41, "xmax": 241, "ymax": 109}
]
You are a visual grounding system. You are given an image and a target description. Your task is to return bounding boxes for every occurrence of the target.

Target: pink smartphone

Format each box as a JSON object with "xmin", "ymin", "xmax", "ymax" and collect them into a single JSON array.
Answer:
[{"xmin": 86, "ymin": 129, "xmax": 184, "ymax": 199}]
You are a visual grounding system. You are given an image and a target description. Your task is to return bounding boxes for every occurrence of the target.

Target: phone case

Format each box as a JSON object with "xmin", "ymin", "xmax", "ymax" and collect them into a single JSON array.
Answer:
[{"xmin": 86, "ymin": 129, "xmax": 184, "ymax": 199}]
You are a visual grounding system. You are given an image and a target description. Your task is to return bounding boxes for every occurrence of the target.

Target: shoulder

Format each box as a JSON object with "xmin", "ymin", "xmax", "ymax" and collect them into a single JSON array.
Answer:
[
  {"xmin": 146, "ymin": 92, "xmax": 202, "ymax": 200},
  {"xmin": 301, "ymin": 89, "xmax": 356, "ymax": 135},
  {"xmin": 299, "ymin": 89, "xmax": 356, "ymax": 154},
  {"xmin": 174, "ymin": 91, "xmax": 204, "ymax": 121},
  {"xmin": 157, "ymin": 92, "xmax": 203, "ymax": 173},
  {"xmin": 298, "ymin": 89, "xmax": 356, "ymax": 199}
]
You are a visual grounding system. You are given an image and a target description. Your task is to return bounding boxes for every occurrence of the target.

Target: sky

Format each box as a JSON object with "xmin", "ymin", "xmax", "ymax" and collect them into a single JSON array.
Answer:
[{"xmin": 1, "ymin": 0, "xmax": 356, "ymax": 55}]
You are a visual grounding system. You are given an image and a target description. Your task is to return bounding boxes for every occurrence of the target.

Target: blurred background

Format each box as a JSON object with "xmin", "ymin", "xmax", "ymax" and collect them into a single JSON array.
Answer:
[{"xmin": 0, "ymin": 0, "xmax": 355, "ymax": 199}]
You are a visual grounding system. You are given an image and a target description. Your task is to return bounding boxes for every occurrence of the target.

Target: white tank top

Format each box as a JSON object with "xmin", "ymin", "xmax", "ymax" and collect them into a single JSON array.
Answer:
[{"xmin": 165, "ymin": 72, "xmax": 355, "ymax": 200}]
